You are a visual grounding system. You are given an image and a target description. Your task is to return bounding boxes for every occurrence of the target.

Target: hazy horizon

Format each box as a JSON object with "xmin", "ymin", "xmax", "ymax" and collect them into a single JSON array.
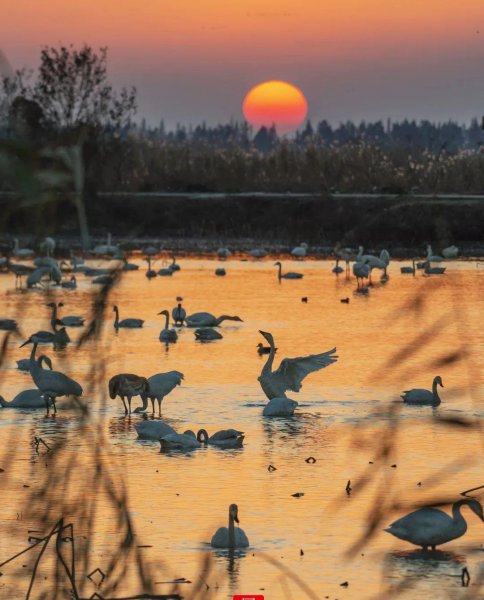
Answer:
[{"xmin": 3, "ymin": 1, "xmax": 484, "ymax": 129}]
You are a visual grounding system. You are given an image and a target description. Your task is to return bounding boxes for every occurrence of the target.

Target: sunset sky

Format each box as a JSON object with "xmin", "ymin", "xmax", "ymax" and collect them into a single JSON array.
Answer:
[{"xmin": 2, "ymin": 0, "xmax": 484, "ymax": 129}]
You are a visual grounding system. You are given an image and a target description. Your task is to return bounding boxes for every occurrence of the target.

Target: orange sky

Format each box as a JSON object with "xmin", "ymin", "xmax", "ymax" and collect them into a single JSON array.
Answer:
[{"xmin": 2, "ymin": 0, "xmax": 484, "ymax": 127}]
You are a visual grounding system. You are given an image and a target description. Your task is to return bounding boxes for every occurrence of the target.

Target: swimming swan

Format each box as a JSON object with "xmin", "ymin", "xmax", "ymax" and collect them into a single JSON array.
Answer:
[
  {"xmin": 211, "ymin": 503, "xmax": 250, "ymax": 549},
  {"xmin": 197, "ymin": 428, "xmax": 244, "ymax": 448},
  {"xmin": 185, "ymin": 312, "xmax": 243, "ymax": 327},
  {"xmin": 402, "ymin": 375, "xmax": 443, "ymax": 406}
]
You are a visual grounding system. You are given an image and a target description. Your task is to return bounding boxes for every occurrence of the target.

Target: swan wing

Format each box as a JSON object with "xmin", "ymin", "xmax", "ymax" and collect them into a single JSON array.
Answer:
[
  {"xmin": 272, "ymin": 348, "xmax": 338, "ymax": 393},
  {"xmin": 402, "ymin": 388, "xmax": 432, "ymax": 402}
]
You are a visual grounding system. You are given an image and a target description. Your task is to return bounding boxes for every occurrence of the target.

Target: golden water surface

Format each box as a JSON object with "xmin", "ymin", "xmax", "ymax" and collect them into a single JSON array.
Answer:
[{"xmin": 0, "ymin": 259, "xmax": 482, "ymax": 599}]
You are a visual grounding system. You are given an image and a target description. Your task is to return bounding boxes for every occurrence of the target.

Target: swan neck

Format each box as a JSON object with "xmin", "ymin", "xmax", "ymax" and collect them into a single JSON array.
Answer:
[
  {"xmin": 452, "ymin": 501, "xmax": 468, "ymax": 528},
  {"xmin": 0, "ymin": 396, "xmax": 7, "ymax": 407},
  {"xmin": 228, "ymin": 512, "xmax": 235, "ymax": 548},
  {"xmin": 277, "ymin": 263, "xmax": 282, "ymax": 278},
  {"xmin": 164, "ymin": 312, "xmax": 169, "ymax": 329},
  {"xmin": 114, "ymin": 307, "xmax": 119, "ymax": 327},
  {"xmin": 432, "ymin": 379, "xmax": 440, "ymax": 402},
  {"xmin": 262, "ymin": 336, "xmax": 276, "ymax": 374}
]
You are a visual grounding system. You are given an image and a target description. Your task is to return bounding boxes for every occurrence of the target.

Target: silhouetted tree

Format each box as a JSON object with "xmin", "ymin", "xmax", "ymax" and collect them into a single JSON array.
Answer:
[{"xmin": 31, "ymin": 45, "xmax": 136, "ymax": 132}]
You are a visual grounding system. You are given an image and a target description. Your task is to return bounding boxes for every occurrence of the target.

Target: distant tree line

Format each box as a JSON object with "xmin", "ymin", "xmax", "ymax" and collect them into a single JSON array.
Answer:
[{"xmin": 2, "ymin": 44, "xmax": 484, "ymax": 199}]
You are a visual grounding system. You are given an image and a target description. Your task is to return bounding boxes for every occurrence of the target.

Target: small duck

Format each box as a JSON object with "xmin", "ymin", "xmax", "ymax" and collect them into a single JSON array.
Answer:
[{"xmin": 257, "ymin": 343, "xmax": 277, "ymax": 355}]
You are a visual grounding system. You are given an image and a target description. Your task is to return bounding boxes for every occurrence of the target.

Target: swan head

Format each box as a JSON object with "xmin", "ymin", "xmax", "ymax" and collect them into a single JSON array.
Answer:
[
  {"xmin": 259, "ymin": 330, "xmax": 274, "ymax": 345},
  {"xmin": 158, "ymin": 310, "xmax": 169, "ymax": 317},
  {"xmin": 229, "ymin": 503, "xmax": 240, "ymax": 524},
  {"xmin": 274, "ymin": 261, "xmax": 282, "ymax": 267},
  {"xmin": 113, "ymin": 305, "xmax": 119, "ymax": 312},
  {"xmin": 300, "ymin": 242, "xmax": 308, "ymax": 249},
  {"xmin": 434, "ymin": 375, "xmax": 444, "ymax": 388},
  {"xmin": 464, "ymin": 498, "xmax": 484, "ymax": 522}
]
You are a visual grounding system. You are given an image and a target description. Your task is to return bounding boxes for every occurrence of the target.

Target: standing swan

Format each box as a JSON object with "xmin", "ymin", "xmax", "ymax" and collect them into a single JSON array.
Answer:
[
  {"xmin": 172, "ymin": 303, "xmax": 186, "ymax": 326},
  {"xmin": 274, "ymin": 261, "xmax": 303, "ymax": 280},
  {"xmin": 401, "ymin": 376, "xmax": 443, "ymax": 406},
  {"xmin": 135, "ymin": 371, "xmax": 184, "ymax": 414},
  {"xmin": 113, "ymin": 305, "xmax": 144, "ymax": 329},
  {"xmin": 385, "ymin": 498, "xmax": 483, "ymax": 549},
  {"xmin": 20, "ymin": 340, "xmax": 82, "ymax": 413},
  {"xmin": 158, "ymin": 310, "xmax": 178, "ymax": 342},
  {"xmin": 211, "ymin": 504, "xmax": 250, "ymax": 549}
]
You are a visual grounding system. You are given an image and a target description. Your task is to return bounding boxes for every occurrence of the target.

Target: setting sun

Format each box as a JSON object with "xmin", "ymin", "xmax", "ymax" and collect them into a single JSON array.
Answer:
[{"xmin": 242, "ymin": 80, "xmax": 308, "ymax": 135}]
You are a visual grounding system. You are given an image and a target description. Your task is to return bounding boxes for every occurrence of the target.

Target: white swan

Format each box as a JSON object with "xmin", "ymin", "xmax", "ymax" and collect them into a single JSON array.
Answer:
[
  {"xmin": 159, "ymin": 430, "xmax": 201, "ymax": 450},
  {"xmin": 332, "ymin": 258, "xmax": 344, "ymax": 274},
  {"xmin": 109, "ymin": 373, "xmax": 149, "ymax": 414},
  {"xmin": 198, "ymin": 428, "xmax": 244, "ymax": 448},
  {"xmin": 113, "ymin": 305, "xmax": 144, "ymax": 329},
  {"xmin": 195, "ymin": 328, "xmax": 223, "ymax": 341},
  {"xmin": 12, "ymin": 238, "xmax": 34, "ymax": 259},
  {"xmin": 134, "ymin": 419, "xmax": 177, "ymax": 440},
  {"xmin": 401, "ymin": 259, "xmax": 416, "ymax": 274},
  {"xmin": 0, "ymin": 389, "xmax": 51, "ymax": 409},
  {"xmin": 211, "ymin": 504, "xmax": 250, "ymax": 549},
  {"xmin": 135, "ymin": 371, "xmax": 184, "ymax": 414},
  {"xmin": 93, "ymin": 233, "xmax": 120, "ymax": 256},
  {"xmin": 257, "ymin": 330, "xmax": 338, "ymax": 401},
  {"xmin": 158, "ymin": 310, "xmax": 178, "ymax": 342},
  {"xmin": 20, "ymin": 340, "xmax": 82, "ymax": 413},
  {"xmin": 249, "ymin": 248, "xmax": 267, "ymax": 259},
  {"xmin": 48, "ymin": 302, "xmax": 84, "ymax": 328},
  {"xmin": 185, "ymin": 312, "xmax": 243, "ymax": 327},
  {"xmin": 291, "ymin": 242, "xmax": 308, "ymax": 259},
  {"xmin": 172, "ymin": 303, "xmax": 186, "ymax": 326},
  {"xmin": 426, "ymin": 245, "xmax": 444, "ymax": 263},
  {"xmin": 39, "ymin": 237, "xmax": 55, "ymax": 257},
  {"xmin": 169, "ymin": 255, "xmax": 181, "ymax": 271},
  {"xmin": 217, "ymin": 247, "xmax": 232, "ymax": 260},
  {"xmin": 402, "ymin": 376, "xmax": 443, "ymax": 406},
  {"xmin": 145, "ymin": 257, "xmax": 157, "ymax": 279},
  {"xmin": 352, "ymin": 259, "xmax": 371, "ymax": 289},
  {"xmin": 442, "ymin": 245, "xmax": 459, "ymax": 259},
  {"xmin": 385, "ymin": 498, "xmax": 483, "ymax": 549},
  {"xmin": 274, "ymin": 261, "xmax": 303, "ymax": 280},
  {"xmin": 424, "ymin": 261, "xmax": 446, "ymax": 275}
]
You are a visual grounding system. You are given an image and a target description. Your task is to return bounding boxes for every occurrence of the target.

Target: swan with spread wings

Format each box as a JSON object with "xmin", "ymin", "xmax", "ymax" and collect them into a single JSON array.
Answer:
[{"xmin": 257, "ymin": 330, "xmax": 338, "ymax": 400}]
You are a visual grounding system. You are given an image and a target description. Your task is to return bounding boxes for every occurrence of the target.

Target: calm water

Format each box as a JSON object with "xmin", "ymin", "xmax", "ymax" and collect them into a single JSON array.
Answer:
[{"xmin": 0, "ymin": 259, "xmax": 483, "ymax": 599}]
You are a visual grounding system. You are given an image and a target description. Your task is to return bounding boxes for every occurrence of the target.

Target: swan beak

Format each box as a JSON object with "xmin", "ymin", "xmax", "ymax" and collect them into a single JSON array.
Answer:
[{"xmin": 19, "ymin": 339, "xmax": 29, "ymax": 348}]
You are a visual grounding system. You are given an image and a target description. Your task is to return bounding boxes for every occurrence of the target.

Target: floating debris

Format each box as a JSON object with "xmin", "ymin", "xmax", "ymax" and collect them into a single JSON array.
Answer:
[
  {"xmin": 291, "ymin": 492, "xmax": 304, "ymax": 498},
  {"xmin": 340, "ymin": 298, "xmax": 350, "ymax": 304},
  {"xmin": 268, "ymin": 465, "xmax": 277, "ymax": 472},
  {"xmin": 305, "ymin": 456, "xmax": 316, "ymax": 464},
  {"xmin": 346, "ymin": 480, "xmax": 352, "ymax": 495},
  {"xmin": 461, "ymin": 567, "xmax": 470, "ymax": 587}
]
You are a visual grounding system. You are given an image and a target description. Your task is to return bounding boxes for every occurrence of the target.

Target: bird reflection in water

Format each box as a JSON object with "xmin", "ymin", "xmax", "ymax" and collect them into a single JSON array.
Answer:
[
  {"xmin": 383, "ymin": 549, "xmax": 465, "ymax": 595},
  {"xmin": 212, "ymin": 547, "xmax": 248, "ymax": 597}
]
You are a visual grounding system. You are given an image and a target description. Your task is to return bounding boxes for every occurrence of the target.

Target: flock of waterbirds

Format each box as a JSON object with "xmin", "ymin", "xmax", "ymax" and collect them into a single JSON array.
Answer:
[{"xmin": 1, "ymin": 234, "xmax": 482, "ymax": 553}]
